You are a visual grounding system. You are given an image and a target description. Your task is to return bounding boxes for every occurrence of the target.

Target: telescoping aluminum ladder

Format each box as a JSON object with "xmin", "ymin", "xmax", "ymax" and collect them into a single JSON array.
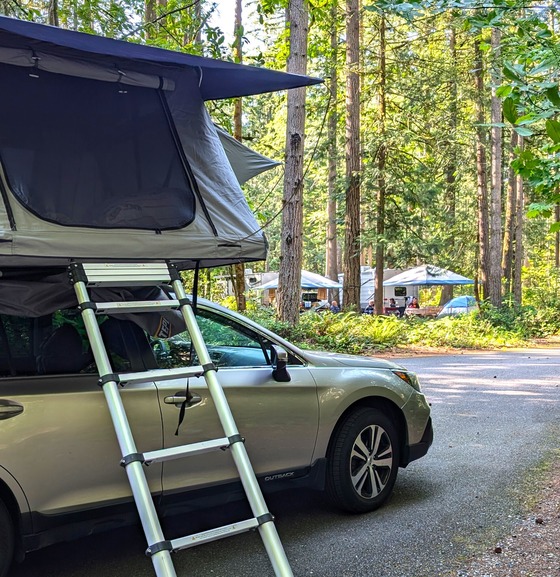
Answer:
[{"xmin": 68, "ymin": 262, "xmax": 294, "ymax": 577}]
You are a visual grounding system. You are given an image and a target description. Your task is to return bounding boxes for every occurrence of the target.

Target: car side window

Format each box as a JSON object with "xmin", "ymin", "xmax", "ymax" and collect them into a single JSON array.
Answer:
[
  {"xmin": 0, "ymin": 315, "xmax": 38, "ymax": 377},
  {"xmin": 0, "ymin": 311, "xmax": 137, "ymax": 377},
  {"xmin": 0, "ymin": 311, "xmax": 91, "ymax": 376},
  {"xmin": 152, "ymin": 310, "xmax": 269, "ymax": 369}
]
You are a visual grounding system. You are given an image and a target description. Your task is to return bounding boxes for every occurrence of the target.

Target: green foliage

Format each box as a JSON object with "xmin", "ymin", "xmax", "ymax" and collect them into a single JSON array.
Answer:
[
  {"xmin": 243, "ymin": 306, "xmax": 552, "ymax": 354},
  {"xmin": 403, "ymin": 314, "xmax": 523, "ymax": 349},
  {"xmin": 480, "ymin": 303, "xmax": 560, "ymax": 339},
  {"xmin": 245, "ymin": 309, "xmax": 407, "ymax": 353}
]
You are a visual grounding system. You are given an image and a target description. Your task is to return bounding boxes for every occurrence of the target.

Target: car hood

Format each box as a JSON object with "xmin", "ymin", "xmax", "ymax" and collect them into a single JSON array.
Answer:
[{"xmin": 300, "ymin": 350, "xmax": 407, "ymax": 371}]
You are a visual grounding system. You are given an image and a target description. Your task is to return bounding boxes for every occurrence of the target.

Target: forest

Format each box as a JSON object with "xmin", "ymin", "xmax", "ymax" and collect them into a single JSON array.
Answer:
[{"xmin": 1, "ymin": 0, "xmax": 560, "ymax": 348}]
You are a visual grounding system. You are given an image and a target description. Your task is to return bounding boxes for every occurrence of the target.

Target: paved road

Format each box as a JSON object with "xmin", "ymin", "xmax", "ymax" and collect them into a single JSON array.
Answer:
[{"xmin": 11, "ymin": 347, "xmax": 560, "ymax": 577}]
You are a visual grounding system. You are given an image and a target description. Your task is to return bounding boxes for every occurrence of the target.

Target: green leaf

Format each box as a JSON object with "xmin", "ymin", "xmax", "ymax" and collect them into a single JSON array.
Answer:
[
  {"xmin": 496, "ymin": 85, "xmax": 512, "ymax": 98},
  {"xmin": 503, "ymin": 63, "xmax": 522, "ymax": 83},
  {"xmin": 545, "ymin": 119, "xmax": 560, "ymax": 143},
  {"xmin": 527, "ymin": 202, "xmax": 553, "ymax": 219},
  {"xmin": 551, "ymin": 222, "xmax": 560, "ymax": 233},
  {"xmin": 503, "ymin": 97, "xmax": 517, "ymax": 124},
  {"xmin": 514, "ymin": 126, "xmax": 534, "ymax": 137},
  {"xmin": 529, "ymin": 60, "xmax": 554, "ymax": 76},
  {"xmin": 515, "ymin": 113, "xmax": 538, "ymax": 126},
  {"xmin": 545, "ymin": 87, "xmax": 560, "ymax": 108}
]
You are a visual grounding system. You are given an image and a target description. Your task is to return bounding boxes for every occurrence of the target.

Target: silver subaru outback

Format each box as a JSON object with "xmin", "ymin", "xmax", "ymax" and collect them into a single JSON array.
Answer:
[{"xmin": 0, "ymin": 293, "xmax": 432, "ymax": 576}]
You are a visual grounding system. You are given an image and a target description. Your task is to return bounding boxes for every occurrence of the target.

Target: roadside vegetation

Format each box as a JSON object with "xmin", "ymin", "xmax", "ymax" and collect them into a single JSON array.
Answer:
[
  {"xmin": 223, "ymin": 264, "xmax": 560, "ymax": 355},
  {"xmin": 243, "ymin": 307, "xmax": 553, "ymax": 355}
]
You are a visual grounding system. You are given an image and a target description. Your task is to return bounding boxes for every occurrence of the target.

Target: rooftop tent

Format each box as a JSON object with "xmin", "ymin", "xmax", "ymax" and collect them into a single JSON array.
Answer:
[{"xmin": 0, "ymin": 16, "xmax": 321, "ymax": 271}]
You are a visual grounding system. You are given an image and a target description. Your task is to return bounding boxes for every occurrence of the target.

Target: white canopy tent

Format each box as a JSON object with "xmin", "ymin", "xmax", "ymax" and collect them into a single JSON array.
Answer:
[
  {"xmin": 255, "ymin": 270, "xmax": 343, "ymax": 291},
  {"xmin": 382, "ymin": 265, "xmax": 474, "ymax": 287}
]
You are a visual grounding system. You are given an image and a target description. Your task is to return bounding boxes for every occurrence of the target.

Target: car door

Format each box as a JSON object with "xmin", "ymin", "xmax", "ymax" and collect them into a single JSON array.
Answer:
[
  {"xmin": 0, "ymin": 312, "xmax": 163, "ymax": 518},
  {"xmin": 152, "ymin": 308, "xmax": 320, "ymax": 494}
]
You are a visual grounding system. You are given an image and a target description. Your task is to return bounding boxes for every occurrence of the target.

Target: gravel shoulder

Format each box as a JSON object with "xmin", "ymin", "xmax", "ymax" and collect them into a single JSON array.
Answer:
[
  {"xmin": 398, "ymin": 337, "xmax": 560, "ymax": 577},
  {"xmin": 447, "ymin": 455, "xmax": 560, "ymax": 577}
]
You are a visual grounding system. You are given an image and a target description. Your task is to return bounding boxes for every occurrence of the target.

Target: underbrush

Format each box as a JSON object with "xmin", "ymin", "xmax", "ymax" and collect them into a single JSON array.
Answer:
[
  {"xmin": 481, "ymin": 302, "xmax": 560, "ymax": 338},
  {"xmin": 400, "ymin": 314, "xmax": 525, "ymax": 349},
  {"xmin": 244, "ymin": 308, "xmax": 534, "ymax": 354}
]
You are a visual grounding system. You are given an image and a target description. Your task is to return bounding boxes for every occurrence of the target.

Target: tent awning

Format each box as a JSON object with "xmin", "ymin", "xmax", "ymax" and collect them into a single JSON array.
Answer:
[
  {"xmin": 215, "ymin": 126, "xmax": 281, "ymax": 185},
  {"xmin": 0, "ymin": 16, "xmax": 323, "ymax": 100},
  {"xmin": 383, "ymin": 265, "xmax": 474, "ymax": 286}
]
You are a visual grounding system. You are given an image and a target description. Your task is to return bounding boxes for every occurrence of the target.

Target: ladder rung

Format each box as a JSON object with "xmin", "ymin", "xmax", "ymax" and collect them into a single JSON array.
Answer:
[
  {"xmin": 81, "ymin": 262, "xmax": 172, "ymax": 287},
  {"xmin": 94, "ymin": 300, "xmax": 180, "ymax": 314},
  {"xmin": 143, "ymin": 437, "xmax": 231, "ymax": 464},
  {"xmin": 170, "ymin": 518, "xmax": 260, "ymax": 551},
  {"xmin": 116, "ymin": 366, "xmax": 205, "ymax": 385}
]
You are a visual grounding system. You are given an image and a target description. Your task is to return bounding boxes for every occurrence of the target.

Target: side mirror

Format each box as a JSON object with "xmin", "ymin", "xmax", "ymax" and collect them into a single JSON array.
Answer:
[{"xmin": 271, "ymin": 344, "xmax": 291, "ymax": 382}]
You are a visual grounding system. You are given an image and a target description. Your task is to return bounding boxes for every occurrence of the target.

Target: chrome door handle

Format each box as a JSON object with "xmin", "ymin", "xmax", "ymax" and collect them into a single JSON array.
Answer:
[
  {"xmin": 0, "ymin": 400, "xmax": 24, "ymax": 420},
  {"xmin": 164, "ymin": 393, "xmax": 202, "ymax": 407}
]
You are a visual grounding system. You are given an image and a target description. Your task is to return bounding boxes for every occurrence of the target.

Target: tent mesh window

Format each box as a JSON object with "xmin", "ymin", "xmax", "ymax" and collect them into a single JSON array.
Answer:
[{"xmin": 0, "ymin": 63, "xmax": 196, "ymax": 230}]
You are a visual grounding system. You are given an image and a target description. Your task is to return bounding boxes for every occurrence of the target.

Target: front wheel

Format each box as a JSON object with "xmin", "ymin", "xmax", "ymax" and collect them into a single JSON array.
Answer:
[
  {"xmin": 0, "ymin": 499, "xmax": 14, "ymax": 577},
  {"xmin": 326, "ymin": 407, "xmax": 400, "ymax": 513}
]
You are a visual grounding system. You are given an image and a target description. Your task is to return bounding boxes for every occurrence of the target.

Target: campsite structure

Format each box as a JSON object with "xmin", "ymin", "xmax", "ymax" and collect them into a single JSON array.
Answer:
[
  {"xmin": 0, "ymin": 15, "xmax": 321, "ymax": 577},
  {"xmin": 254, "ymin": 269, "xmax": 343, "ymax": 308},
  {"xmin": 338, "ymin": 266, "xmax": 419, "ymax": 311}
]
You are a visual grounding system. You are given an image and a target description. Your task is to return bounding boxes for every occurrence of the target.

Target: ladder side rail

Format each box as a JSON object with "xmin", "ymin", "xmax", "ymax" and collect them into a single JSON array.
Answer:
[
  {"xmin": 170, "ymin": 273, "xmax": 294, "ymax": 577},
  {"xmin": 73, "ymin": 279, "xmax": 177, "ymax": 577}
]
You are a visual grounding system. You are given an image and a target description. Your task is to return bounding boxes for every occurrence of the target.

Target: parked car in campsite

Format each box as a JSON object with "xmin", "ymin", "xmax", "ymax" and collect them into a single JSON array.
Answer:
[
  {"xmin": 0, "ymin": 293, "xmax": 433, "ymax": 575},
  {"xmin": 437, "ymin": 295, "xmax": 478, "ymax": 318}
]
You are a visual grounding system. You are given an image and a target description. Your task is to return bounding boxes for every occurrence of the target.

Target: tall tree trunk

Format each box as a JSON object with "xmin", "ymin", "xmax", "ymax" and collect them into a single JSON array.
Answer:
[
  {"xmin": 488, "ymin": 28, "xmax": 503, "ymax": 307},
  {"xmin": 232, "ymin": 0, "xmax": 247, "ymax": 312},
  {"xmin": 440, "ymin": 23, "xmax": 458, "ymax": 307},
  {"xmin": 144, "ymin": 0, "xmax": 168, "ymax": 40},
  {"xmin": 145, "ymin": 0, "xmax": 156, "ymax": 39},
  {"xmin": 277, "ymin": 0, "xmax": 308, "ymax": 324},
  {"xmin": 342, "ymin": 0, "xmax": 361, "ymax": 311},
  {"xmin": 502, "ymin": 130, "xmax": 519, "ymax": 296},
  {"xmin": 474, "ymin": 39, "xmax": 489, "ymax": 301},
  {"xmin": 326, "ymin": 0, "xmax": 339, "ymax": 304},
  {"xmin": 554, "ymin": 204, "xmax": 560, "ymax": 268},
  {"xmin": 48, "ymin": 0, "xmax": 59, "ymax": 26},
  {"xmin": 194, "ymin": 0, "xmax": 202, "ymax": 46},
  {"xmin": 374, "ymin": 16, "xmax": 386, "ymax": 316},
  {"xmin": 513, "ymin": 137, "xmax": 524, "ymax": 304}
]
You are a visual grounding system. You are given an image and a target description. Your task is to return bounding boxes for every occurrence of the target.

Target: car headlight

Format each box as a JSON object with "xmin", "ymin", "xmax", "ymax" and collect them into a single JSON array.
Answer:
[{"xmin": 391, "ymin": 369, "xmax": 421, "ymax": 392}]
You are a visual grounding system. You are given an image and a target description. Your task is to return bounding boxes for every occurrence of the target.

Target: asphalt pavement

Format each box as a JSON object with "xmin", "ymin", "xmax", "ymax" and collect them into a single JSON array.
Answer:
[{"xmin": 11, "ymin": 347, "xmax": 560, "ymax": 577}]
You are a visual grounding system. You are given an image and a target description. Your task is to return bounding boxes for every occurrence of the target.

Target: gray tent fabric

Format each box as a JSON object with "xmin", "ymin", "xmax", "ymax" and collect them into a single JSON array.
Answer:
[
  {"xmin": 0, "ymin": 19, "xmax": 318, "ymax": 270},
  {"xmin": 215, "ymin": 126, "xmax": 281, "ymax": 185},
  {"xmin": 0, "ymin": 273, "xmax": 185, "ymax": 335},
  {"xmin": 0, "ymin": 46, "xmax": 175, "ymax": 89},
  {"xmin": 382, "ymin": 265, "xmax": 474, "ymax": 286}
]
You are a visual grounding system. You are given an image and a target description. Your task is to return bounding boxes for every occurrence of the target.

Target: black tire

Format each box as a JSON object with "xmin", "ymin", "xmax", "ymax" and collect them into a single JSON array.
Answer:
[
  {"xmin": 0, "ymin": 499, "xmax": 14, "ymax": 577},
  {"xmin": 326, "ymin": 407, "xmax": 400, "ymax": 513}
]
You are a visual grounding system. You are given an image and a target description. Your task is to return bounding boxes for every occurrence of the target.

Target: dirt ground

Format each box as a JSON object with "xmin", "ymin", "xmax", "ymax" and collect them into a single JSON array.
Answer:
[{"xmin": 448, "ymin": 458, "xmax": 560, "ymax": 577}]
